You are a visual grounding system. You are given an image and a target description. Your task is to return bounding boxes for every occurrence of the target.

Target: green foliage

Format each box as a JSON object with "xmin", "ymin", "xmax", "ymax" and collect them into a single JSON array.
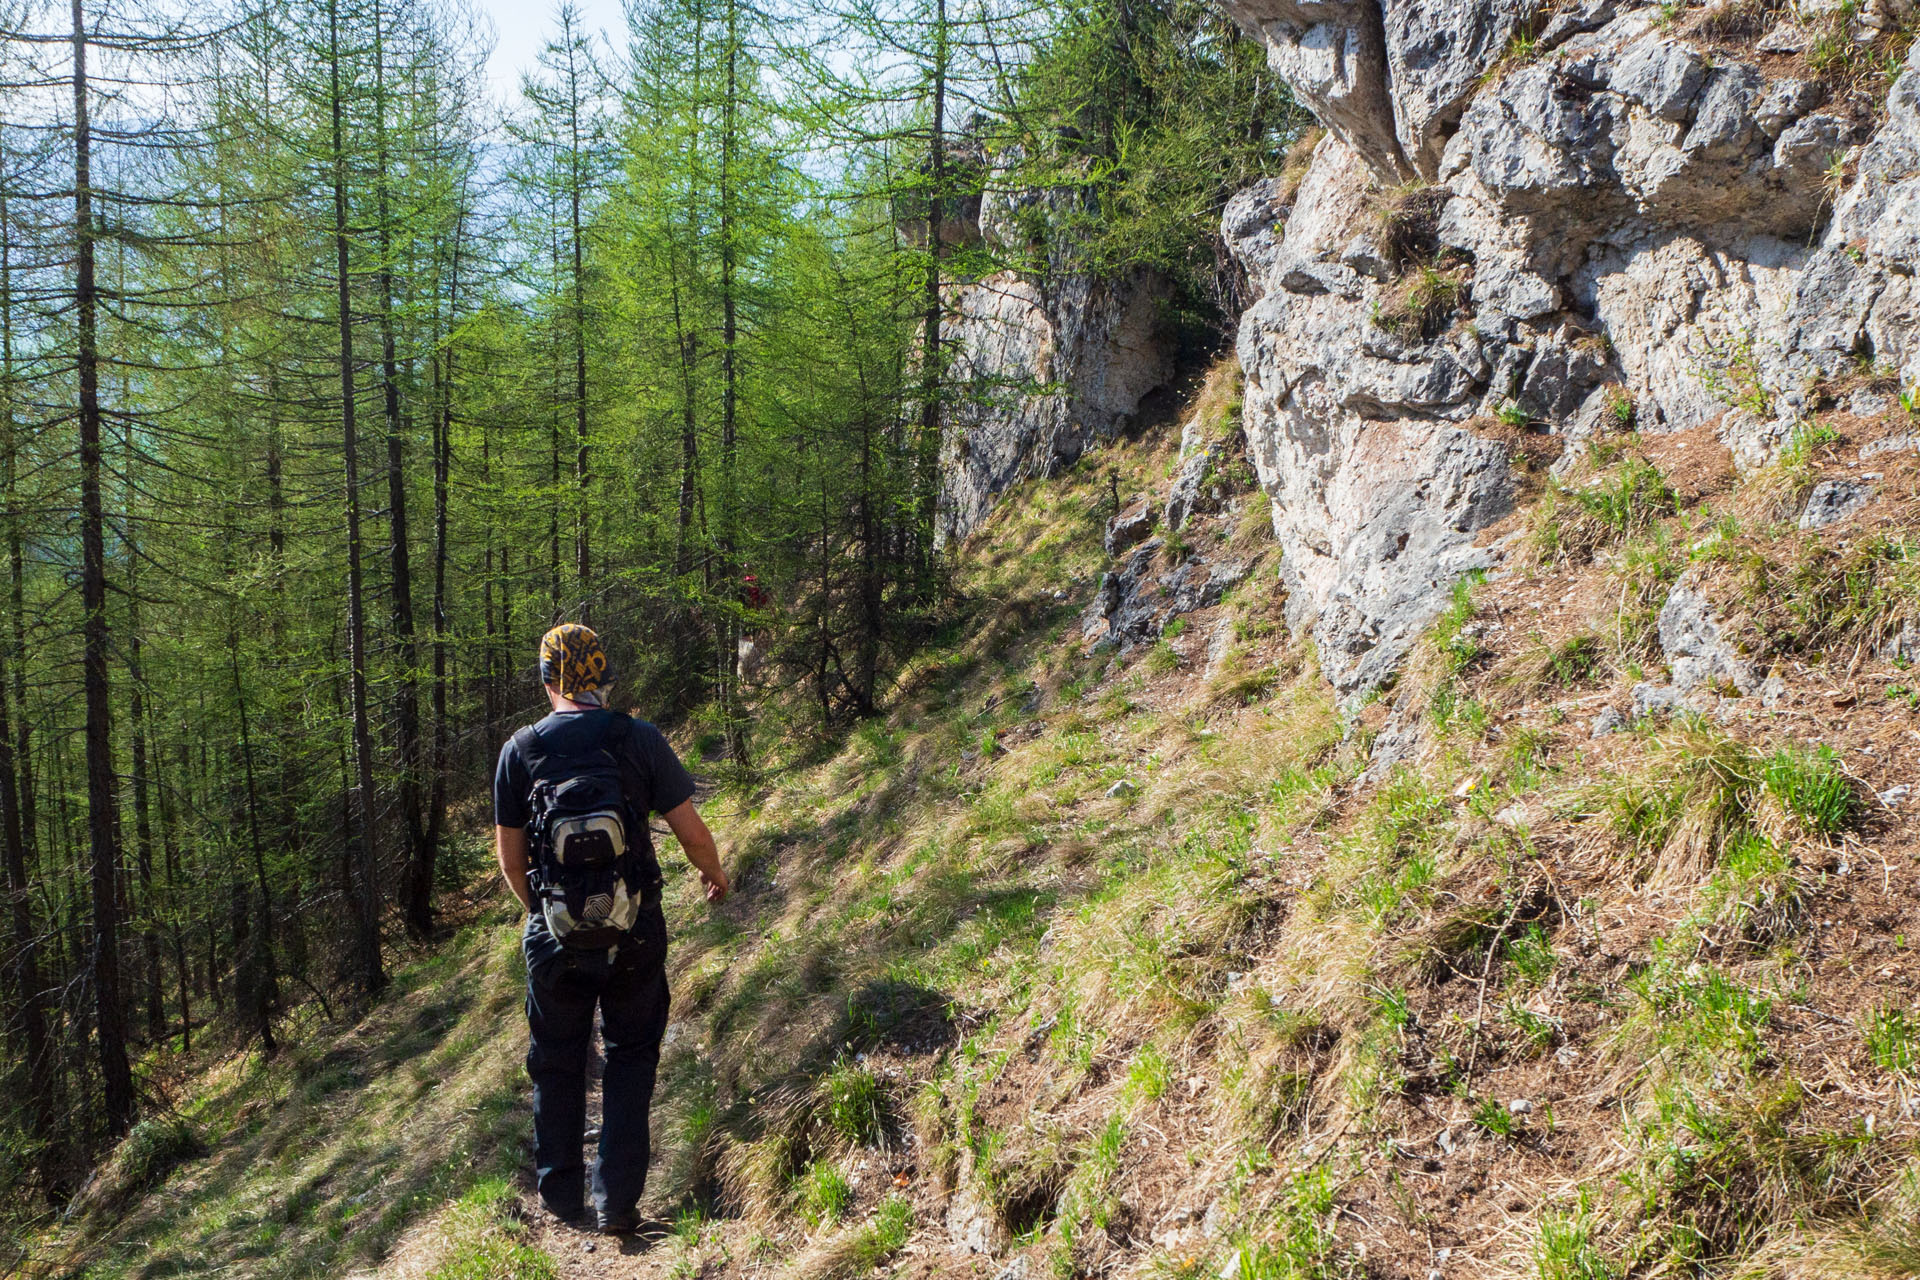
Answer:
[
  {"xmin": 1864, "ymin": 1006, "xmax": 1917, "ymax": 1074},
  {"xmin": 424, "ymin": 1179, "xmax": 556, "ymax": 1280},
  {"xmin": 835, "ymin": 1195, "xmax": 914, "ymax": 1273},
  {"xmin": 1505, "ymin": 923, "xmax": 1557, "ymax": 986},
  {"xmin": 1125, "ymin": 1043, "xmax": 1172, "ymax": 1102},
  {"xmin": 1760, "ymin": 745, "xmax": 1858, "ymax": 835},
  {"xmin": 114, "ymin": 1118, "xmax": 205, "ymax": 1200},
  {"xmin": 824, "ymin": 1059, "xmax": 887, "ymax": 1147},
  {"xmin": 1535, "ymin": 1193, "xmax": 1618, "ymax": 1280},
  {"xmin": 798, "ymin": 1159, "xmax": 854, "ymax": 1227},
  {"xmin": 1226, "ymin": 1169, "xmax": 1341, "ymax": 1280},
  {"xmin": 1472, "ymin": 1097, "xmax": 1518, "ymax": 1138},
  {"xmin": 1005, "ymin": 0, "xmax": 1306, "ymax": 331}
]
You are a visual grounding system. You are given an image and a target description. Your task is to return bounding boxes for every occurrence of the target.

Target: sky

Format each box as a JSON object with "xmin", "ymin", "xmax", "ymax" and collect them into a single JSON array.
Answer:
[{"xmin": 474, "ymin": 0, "xmax": 630, "ymax": 104}]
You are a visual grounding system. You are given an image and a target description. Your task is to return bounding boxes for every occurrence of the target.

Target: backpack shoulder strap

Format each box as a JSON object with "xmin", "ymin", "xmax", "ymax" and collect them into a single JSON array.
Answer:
[{"xmin": 512, "ymin": 724, "xmax": 546, "ymax": 775}]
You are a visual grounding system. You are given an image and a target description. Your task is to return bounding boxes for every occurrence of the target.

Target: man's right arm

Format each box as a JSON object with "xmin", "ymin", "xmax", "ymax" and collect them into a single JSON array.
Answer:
[
  {"xmin": 496, "ymin": 825, "xmax": 532, "ymax": 911},
  {"xmin": 663, "ymin": 801, "xmax": 729, "ymax": 902}
]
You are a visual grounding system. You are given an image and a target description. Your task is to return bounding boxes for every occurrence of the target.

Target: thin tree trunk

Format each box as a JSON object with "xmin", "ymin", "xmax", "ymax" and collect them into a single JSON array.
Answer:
[
  {"xmin": 0, "ymin": 121, "xmax": 50, "ymax": 1138},
  {"xmin": 329, "ymin": 0, "xmax": 384, "ymax": 996},
  {"xmin": 421, "ymin": 200, "xmax": 465, "ymax": 904},
  {"xmin": 228, "ymin": 636, "xmax": 277, "ymax": 1055},
  {"xmin": 125, "ymin": 538, "xmax": 163, "ymax": 1044},
  {"xmin": 72, "ymin": 0, "xmax": 134, "ymax": 1138},
  {"xmin": 372, "ymin": 0, "xmax": 427, "ymax": 942},
  {"xmin": 565, "ymin": 33, "xmax": 591, "ymax": 609}
]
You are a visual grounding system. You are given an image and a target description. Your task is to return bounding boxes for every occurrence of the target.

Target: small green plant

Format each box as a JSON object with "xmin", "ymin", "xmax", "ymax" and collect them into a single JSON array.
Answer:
[
  {"xmin": 115, "ymin": 1118, "xmax": 204, "ymax": 1198},
  {"xmin": 1125, "ymin": 1043, "xmax": 1171, "ymax": 1102},
  {"xmin": 1864, "ymin": 1005, "xmax": 1916, "ymax": 1074},
  {"xmin": 1760, "ymin": 744, "xmax": 1858, "ymax": 836},
  {"xmin": 1605, "ymin": 387, "xmax": 1636, "ymax": 429},
  {"xmin": 1535, "ymin": 1191, "xmax": 1619, "ymax": 1280},
  {"xmin": 1549, "ymin": 634, "xmax": 1601, "ymax": 684},
  {"xmin": 1505, "ymin": 1001, "xmax": 1560, "ymax": 1051},
  {"xmin": 1146, "ymin": 640, "xmax": 1181, "ymax": 674},
  {"xmin": 1472, "ymin": 1096, "xmax": 1518, "ymax": 1138},
  {"xmin": 842, "ymin": 1195, "xmax": 914, "ymax": 1270},
  {"xmin": 1778, "ymin": 419, "xmax": 1840, "ymax": 471},
  {"xmin": 1506, "ymin": 923, "xmax": 1557, "ymax": 986},
  {"xmin": 798, "ymin": 1159, "xmax": 853, "ymax": 1227},
  {"xmin": 1497, "ymin": 401, "xmax": 1531, "ymax": 428},
  {"xmin": 1224, "ymin": 1169, "xmax": 1340, "ymax": 1279},
  {"xmin": 824, "ymin": 1058, "xmax": 886, "ymax": 1147}
]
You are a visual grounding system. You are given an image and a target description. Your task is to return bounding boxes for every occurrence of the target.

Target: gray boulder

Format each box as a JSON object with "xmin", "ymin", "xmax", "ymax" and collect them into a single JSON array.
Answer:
[
  {"xmin": 1799, "ymin": 479, "xmax": 1872, "ymax": 529},
  {"xmin": 1659, "ymin": 573, "xmax": 1757, "ymax": 697},
  {"xmin": 1105, "ymin": 501, "xmax": 1156, "ymax": 555}
]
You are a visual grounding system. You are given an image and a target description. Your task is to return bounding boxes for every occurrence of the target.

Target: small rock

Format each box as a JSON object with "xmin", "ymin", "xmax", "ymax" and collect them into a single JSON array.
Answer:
[
  {"xmin": 1861, "ymin": 433, "xmax": 1920, "ymax": 459},
  {"xmin": 1757, "ymin": 20, "xmax": 1812, "ymax": 54},
  {"xmin": 1590, "ymin": 705, "xmax": 1625, "ymax": 737},
  {"xmin": 1799, "ymin": 478, "xmax": 1872, "ymax": 530},
  {"xmin": 994, "ymin": 1258, "xmax": 1032, "ymax": 1280},
  {"xmin": 1219, "ymin": 1253, "xmax": 1244, "ymax": 1280},
  {"xmin": 1427, "ymin": 1271, "xmax": 1445, "ymax": 1280},
  {"xmin": 1632, "ymin": 681, "xmax": 1684, "ymax": 721},
  {"xmin": 1105, "ymin": 502, "xmax": 1156, "ymax": 556},
  {"xmin": 1105, "ymin": 779, "xmax": 1138, "ymax": 799},
  {"xmin": 1850, "ymin": 388, "xmax": 1893, "ymax": 417},
  {"xmin": 1760, "ymin": 674, "xmax": 1789, "ymax": 709},
  {"xmin": 1555, "ymin": 1046, "xmax": 1579, "ymax": 1067},
  {"xmin": 1880, "ymin": 784, "xmax": 1911, "ymax": 807},
  {"xmin": 1507, "ymin": 1098, "xmax": 1533, "ymax": 1115}
]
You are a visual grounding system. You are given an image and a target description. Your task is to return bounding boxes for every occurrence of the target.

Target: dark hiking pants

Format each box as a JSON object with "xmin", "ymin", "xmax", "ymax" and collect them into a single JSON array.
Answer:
[{"xmin": 524, "ymin": 908, "xmax": 670, "ymax": 1219}]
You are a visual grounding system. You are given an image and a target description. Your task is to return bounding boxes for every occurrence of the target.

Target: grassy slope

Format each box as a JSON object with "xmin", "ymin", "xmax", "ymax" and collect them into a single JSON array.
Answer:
[{"xmin": 26, "ymin": 364, "xmax": 1920, "ymax": 1280}]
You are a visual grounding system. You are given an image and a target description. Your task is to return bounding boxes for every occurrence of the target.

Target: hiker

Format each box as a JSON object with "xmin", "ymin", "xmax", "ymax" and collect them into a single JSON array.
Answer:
[{"xmin": 493, "ymin": 623, "xmax": 730, "ymax": 1234}]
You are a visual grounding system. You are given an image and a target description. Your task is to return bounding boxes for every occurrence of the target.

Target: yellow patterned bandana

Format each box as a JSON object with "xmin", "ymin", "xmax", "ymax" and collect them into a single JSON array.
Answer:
[{"xmin": 539, "ymin": 623, "xmax": 609, "ymax": 700}]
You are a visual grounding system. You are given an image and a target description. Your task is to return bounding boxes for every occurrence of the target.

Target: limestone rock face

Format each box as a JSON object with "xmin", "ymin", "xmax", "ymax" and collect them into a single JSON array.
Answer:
[
  {"xmin": 1229, "ymin": 137, "xmax": 1515, "ymax": 696},
  {"xmin": 935, "ymin": 162, "xmax": 1177, "ymax": 547},
  {"xmin": 936, "ymin": 268, "xmax": 1173, "ymax": 547},
  {"xmin": 1225, "ymin": 4, "xmax": 1920, "ymax": 694}
]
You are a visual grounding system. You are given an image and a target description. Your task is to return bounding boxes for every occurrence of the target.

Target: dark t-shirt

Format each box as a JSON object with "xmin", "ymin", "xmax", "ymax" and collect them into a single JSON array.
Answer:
[
  {"xmin": 495, "ymin": 710, "xmax": 697, "ymax": 965},
  {"xmin": 492, "ymin": 709, "xmax": 696, "ymax": 829}
]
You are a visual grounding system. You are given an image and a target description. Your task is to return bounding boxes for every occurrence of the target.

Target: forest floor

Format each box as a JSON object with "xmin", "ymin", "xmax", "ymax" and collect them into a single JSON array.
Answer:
[{"xmin": 23, "ymin": 360, "xmax": 1920, "ymax": 1280}]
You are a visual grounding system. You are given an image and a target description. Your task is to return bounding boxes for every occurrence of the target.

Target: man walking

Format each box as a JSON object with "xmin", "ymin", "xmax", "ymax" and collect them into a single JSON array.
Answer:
[{"xmin": 494, "ymin": 623, "xmax": 729, "ymax": 1234}]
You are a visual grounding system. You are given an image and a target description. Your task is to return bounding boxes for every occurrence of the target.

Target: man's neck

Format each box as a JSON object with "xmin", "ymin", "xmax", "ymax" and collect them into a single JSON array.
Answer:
[{"xmin": 550, "ymin": 696, "xmax": 600, "ymax": 714}]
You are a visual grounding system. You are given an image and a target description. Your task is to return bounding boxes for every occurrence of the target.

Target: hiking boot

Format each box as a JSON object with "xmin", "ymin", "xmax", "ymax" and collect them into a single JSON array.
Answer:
[
  {"xmin": 540, "ymin": 1198, "xmax": 590, "ymax": 1229},
  {"xmin": 596, "ymin": 1207, "xmax": 642, "ymax": 1235}
]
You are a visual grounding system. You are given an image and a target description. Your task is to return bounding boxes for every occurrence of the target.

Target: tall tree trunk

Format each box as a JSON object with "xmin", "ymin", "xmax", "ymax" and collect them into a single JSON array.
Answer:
[
  {"xmin": 421, "ymin": 200, "xmax": 465, "ymax": 906},
  {"xmin": 72, "ymin": 0, "xmax": 134, "ymax": 1137},
  {"xmin": 372, "ymin": 0, "xmax": 428, "ymax": 942},
  {"xmin": 228, "ymin": 635, "xmax": 277, "ymax": 1055},
  {"xmin": 329, "ymin": 0, "xmax": 384, "ymax": 996},
  {"xmin": 154, "ymin": 734, "xmax": 187, "ymax": 1054},
  {"xmin": 718, "ymin": 0, "xmax": 746, "ymax": 760},
  {"xmin": 0, "ymin": 121, "xmax": 51, "ymax": 1141},
  {"xmin": 565, "ymin": 33, "xmax": 591, "ymax": 611},
  {"xmin": 125, "ymin": 538, "xmax": 163, "ymax": 1045}
]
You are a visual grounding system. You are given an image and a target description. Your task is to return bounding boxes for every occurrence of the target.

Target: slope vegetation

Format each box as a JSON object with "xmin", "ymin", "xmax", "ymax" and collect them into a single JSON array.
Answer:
[{"xmin": 24, "ymin": 360, "xmax": 1920, "ymax": 1280}]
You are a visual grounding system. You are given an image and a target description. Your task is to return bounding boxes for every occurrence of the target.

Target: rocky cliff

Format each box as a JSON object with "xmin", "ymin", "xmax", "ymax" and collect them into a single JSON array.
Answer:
[
  {"xmin": 933, "ymin": 167, "xmax": 1176, "ymax": 547},
  {"xmin": 936, "ymin": 267, "xmax": 1173, "ymax": 547},
  {"xmin": 1219, "ymin": 0, "xmax": 1920, "ymax": 695}
]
